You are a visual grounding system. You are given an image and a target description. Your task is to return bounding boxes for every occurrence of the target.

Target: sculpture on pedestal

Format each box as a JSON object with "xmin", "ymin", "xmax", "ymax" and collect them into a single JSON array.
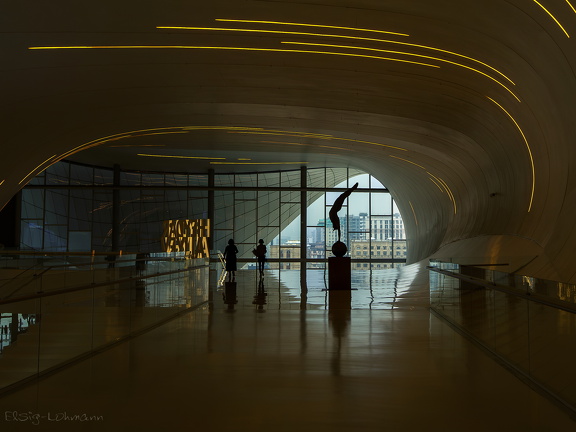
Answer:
[{"xmin": 328, "ymin": 182, "xmax": 358, "ymax": 257}]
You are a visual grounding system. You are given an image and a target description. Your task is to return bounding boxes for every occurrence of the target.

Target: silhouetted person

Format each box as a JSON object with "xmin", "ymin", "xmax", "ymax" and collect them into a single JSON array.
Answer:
[
  {"xmin": 329, "ymin": 183, "xmax": 359, "ymax": 242},
  {"xmin": 254, "ymin": 239, "xmax": 267, "ymax": 276},
  {"xmin": 224, "ymin": 239, "xmax": 238, "ymax": 281}
]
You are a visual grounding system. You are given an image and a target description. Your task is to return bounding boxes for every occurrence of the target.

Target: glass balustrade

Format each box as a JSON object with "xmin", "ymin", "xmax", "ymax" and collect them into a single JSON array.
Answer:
[
  {"xmin": 429, "ymin": 260, "xmax": 576, "ymax": 413},
  {"xmin": 0, "ymin": 252, "xmax": 209, "ymax": 392}
]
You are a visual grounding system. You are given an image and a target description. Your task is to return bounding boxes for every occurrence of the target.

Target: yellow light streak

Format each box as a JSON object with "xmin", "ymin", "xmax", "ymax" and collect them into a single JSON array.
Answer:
[
  {"xmin": 228, "ymin": 131, "xmax": 335, "ymax": 139},
  {"xmin": 532, "ymin": 0, "xmax": 570, "ymax": 37},
  {"xmin": 29, "ymin": 45, "xmax": 441, "ymax": 68},
  {"xmin": 155, "ymin": 25, "xmax": 514, "ymax": 85},
  {"xmin": 427, "ymin": 172, "xmax": 457, "ymax": 214},
  {"xmin": 433, "ymin": 175, "xmax": 457, "ymax": 214},
  {"xmin": 109, "ymin": 144, "xmax": 166, "ymax": 147},
  {"xmin": 215, "ymin": 18, "xmax": 410, "ymax": 37},
  {"xmin": 389, "ymin": 155, "xmax": 426, "ymax": 169},
  {"xmin": 19, "ymin": 155, "xmax": 57, "ymax": 184},
  {"xmin": 57, "ymin": 127, "xmax": 192, "ymax": 159},
  {"xmin": 183, "ymin": 126, "xmax": 265, "ymax": 131},
  {"xmin": 232, "ymin": 130, "xmax": 408, "ymax": 151},
  {"xmin": 487, "ymin": 96, "xmax": 535, "ymax": 212},
  {"xmin": 409, "ymin": 201, "xmax": 418, "ymax": 226},
  {"xmin": 566, "ymin": 0, "xmax": 576, "ymax": 13},
  {"xmin": 210, "ymin": 161, "xmax": 309, "ymax": 165},
  {"xmin": 262, "ymin": 140, "xmax": 353, "ymax": 151},
  {"xmin": 283, "ymin": 41, "xmax": 520, "ymax": 102},
  {"xmin": 0, "ymin": 180, "xmax": 5, "ymax": 187},
  {"xmin": 138, "ymin": 154, "xmax": 226, "ymax": 160},
  {"xmin": 428, "ymin": 177, "xmax": 445, "ymax": 194},
  {"xmin": 389, "ymin": 154, "xmax": 456, "ymax": 214}
]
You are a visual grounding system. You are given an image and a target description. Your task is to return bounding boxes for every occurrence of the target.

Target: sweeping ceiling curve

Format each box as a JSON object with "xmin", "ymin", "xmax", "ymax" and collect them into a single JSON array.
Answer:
[{"xmin": 3, "ymin": 0, "xmax": 576, "ymax": 280}]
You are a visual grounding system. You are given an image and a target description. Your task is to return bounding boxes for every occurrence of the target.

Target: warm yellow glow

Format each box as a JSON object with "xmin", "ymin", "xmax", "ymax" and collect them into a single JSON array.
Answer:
[
  {"xmin": 155, "ymin": 24, "xmax": 514, "ymax": 85},
  {"xmin": 183, "ymin": 126, "xmax": 265, "ymax": 131},
  {"xmin": 19, "ymin": 155, "xmax": 57, "ymax": 185},
  {"xmin": 487, "ymin": 97, "xmax": 535, "ymax": 212},
  {"xmin": 409, "ymin": 201, "xmax": 418, "ymax": 226},
  {"xmin": 262, "ymin": 140, "xmax": 353, "ymax": 151},
  {"xmin": 283, "ymin": 41, "xmax": 520, "ymax": 101},
  {"xmin": 0, "ymin": 180, "xmax": 5, "ymax": 187},
  {"xmin": 138, "ymin": 153, "xmax": 226, "ymax": 160},
  {"xmin": 388, "ymin": 154, "xmax": 456, "ymax": 214},
  {"xmin": 389, "ymin": 155, "xmax": 426, "ymax": 169},
  {"xmin": 210, "ymin": 161, "xmax": 309, "ymax": 165},
  {"xmin": 161, "ymin": 219, "xmax": 210, "ymax": 257},
  {"xmin": 429, "ymin": 177, "xmax": 445, "ymax": 194},
  {"xmin": 532, "ymin": 0, "xmax": 570, "ymax": 37},
  {"xmin": 215, "ymin": 18, "xmax": 410, "ymax": 37},
  {"xmin": 30, "ymin": 44, "xmax": 441, "ymax": 69},
  {"xmin": 232, "ymin": 130, "xmax": 408, "ymax": 151},
  {"xmin": 57, "ymin": 126, "xmax": 266, "ymax": 160},
  {"xmin": 566, "ymin": 0, "xmax": 576, "ymax": 13},
  {"xmin": 156, "ymin": 26, "xmax": 408, "ymax": 42},
  {"xmin": 109, "ymin": 144, "xmax": 166, "ymax": 147},
  {"xmin": 228, "ymin": 131, "xmax": 336, "ymax": 139},
  {"xmin": 434, "ymin": 175, "xmax": 457, "ymax": 215}
]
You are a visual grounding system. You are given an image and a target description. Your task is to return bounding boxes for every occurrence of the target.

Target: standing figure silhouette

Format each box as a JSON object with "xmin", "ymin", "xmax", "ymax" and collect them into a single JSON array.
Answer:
[
  {"xmin": 224, "ymin": 239, "xmax": 239, "ymax": 281},
  {"xmin": 254, "ymin": 239, "xmax": 267, "ymax": 276}
]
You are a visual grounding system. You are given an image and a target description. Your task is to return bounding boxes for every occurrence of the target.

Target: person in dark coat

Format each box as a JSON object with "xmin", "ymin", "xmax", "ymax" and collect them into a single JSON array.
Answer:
[
  {"xmin": 224, "ymin": 239, "xmax": 239, "ymax": 281},
  {"xmin": 254, "ymin": 239, "xmax": 267, "ymax": 276}
]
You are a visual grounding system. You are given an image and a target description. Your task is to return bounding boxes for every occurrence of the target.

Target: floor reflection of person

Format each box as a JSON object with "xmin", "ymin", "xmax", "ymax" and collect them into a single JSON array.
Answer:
[
  {"xmin": 223, "ymin": 282, "xmax": 238, "ymax": 312},
  {"xmin": 253, "ymin": 278, "xmax": 267, "ymax": 311},
  {"xmin": 224, "ymin": 239, "xmax": 238, "ymax": 281}
]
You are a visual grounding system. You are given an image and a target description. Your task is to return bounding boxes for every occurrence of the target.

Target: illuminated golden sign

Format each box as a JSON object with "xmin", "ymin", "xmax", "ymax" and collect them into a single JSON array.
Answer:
[{"xmin": 161, "ymin": 219, "xmax": 210, "ymax": 257}]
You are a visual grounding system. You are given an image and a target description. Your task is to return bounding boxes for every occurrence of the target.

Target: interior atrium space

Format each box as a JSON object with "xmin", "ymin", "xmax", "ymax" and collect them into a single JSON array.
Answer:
[{"xmin": 2, "ymin": 0, "xmax": 576, "ymax": 430}]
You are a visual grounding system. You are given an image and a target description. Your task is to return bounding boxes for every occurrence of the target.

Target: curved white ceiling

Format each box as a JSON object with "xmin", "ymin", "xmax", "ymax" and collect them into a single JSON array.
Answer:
[{"xmin": 3, "ymin": 1, "xmax": 576, "ymax": 280}]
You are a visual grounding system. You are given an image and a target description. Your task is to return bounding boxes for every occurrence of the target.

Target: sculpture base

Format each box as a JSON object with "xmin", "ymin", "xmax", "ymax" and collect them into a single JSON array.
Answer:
[{"xmin": 328, "ymin": 256, "xmax": 351, "ymax": 290}]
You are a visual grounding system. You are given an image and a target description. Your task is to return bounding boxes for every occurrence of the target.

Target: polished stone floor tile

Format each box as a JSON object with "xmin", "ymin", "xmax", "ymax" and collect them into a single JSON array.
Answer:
[{"xmin": 0, "ymin": 265, "xmax": 574, "ymax": 431}]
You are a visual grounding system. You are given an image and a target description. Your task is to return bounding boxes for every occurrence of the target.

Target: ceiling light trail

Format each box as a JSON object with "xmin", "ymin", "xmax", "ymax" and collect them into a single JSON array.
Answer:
[
  {"xmin": 389, "ymin": 155, "xmax": 426, "ymax": 169},
  {"xmin": 432, "ymin": 174, "xmax": 458, "ymax": 214},
  {"xmin": 227, "ymin": 131, "xmax": 335, "ymax": 139},
  {"xmin": 156, "ymin": 25, "xmax": 514, "ymax": 85},
  {"xmin": 29, "ymin": 45, "xmax": 441, "ymax": 69},
  {"xmin": 19, "ymin": 155, "xmax": 57, "ymax": 185},
  {"xmin": 109, "ymin": 145, "xmax": 166, "ymax": 148},
  {"xmin": 210, "ymin": 161, "xmax": 309, "ymax": 165},
  {"xmin": 137, "ymin": 154, "xmax": 226, "ymax": 160},
  {"xmin": 487, "ymin": 96, "xmax": 535, "ymax": 212},
  {"xmin": 566, "ymin": 0, "xmax": 576, "ymax": 13},
  {"xmin": 532, "ymin": 0, "xmax": 570, "ymax": 37},
  {"xmin": 283, "ymin": 41, "xmax": 520, "ymax": 102},
  {"xmin": 429, "ymin": 176, "xmax": 446, "ymax": 194},
  {"xmin": 215, "ymin": 18, "xmax": 410, "ymax": 37},
  {"xmin": 409, "ymin": 201, "xmax": 418, "ymax": 226},
  {"xmin": 57, "ymin": 127, "xmax": 194, "ymax": 159},
  {"xmin": 262, "ymin": 140, "xmax": 353, "ymax": 151},
  {"xmin": 230, "ymin": 130, "xmax": 408, "ymax": 151},
  {"xmin": 389, "ymin": 155, "xmax": 457, "ymax": 214}
]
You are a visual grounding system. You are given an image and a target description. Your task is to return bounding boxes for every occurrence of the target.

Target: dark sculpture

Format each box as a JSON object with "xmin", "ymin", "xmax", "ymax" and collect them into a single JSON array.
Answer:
[{"xmin": 329, "ymin": 182, "xmax": 358, "ymax": 257}]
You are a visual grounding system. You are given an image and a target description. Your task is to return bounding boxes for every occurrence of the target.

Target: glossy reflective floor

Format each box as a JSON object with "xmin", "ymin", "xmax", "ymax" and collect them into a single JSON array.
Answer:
[{"xmin": 1, "ymin": 264, "xmax": 575, "ymax": 431}]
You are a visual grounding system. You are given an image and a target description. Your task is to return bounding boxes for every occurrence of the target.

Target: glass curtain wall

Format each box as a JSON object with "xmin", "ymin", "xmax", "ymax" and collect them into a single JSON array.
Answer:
[{"xmin": 20, "ymin": 162, "xmax": 406, "ymax": 268}]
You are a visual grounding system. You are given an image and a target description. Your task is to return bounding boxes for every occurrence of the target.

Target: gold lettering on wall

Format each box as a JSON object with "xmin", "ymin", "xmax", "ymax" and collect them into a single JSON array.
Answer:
[{"xmin": 161, "ymin": 219, "xmax": 210, "ymax": 257}]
